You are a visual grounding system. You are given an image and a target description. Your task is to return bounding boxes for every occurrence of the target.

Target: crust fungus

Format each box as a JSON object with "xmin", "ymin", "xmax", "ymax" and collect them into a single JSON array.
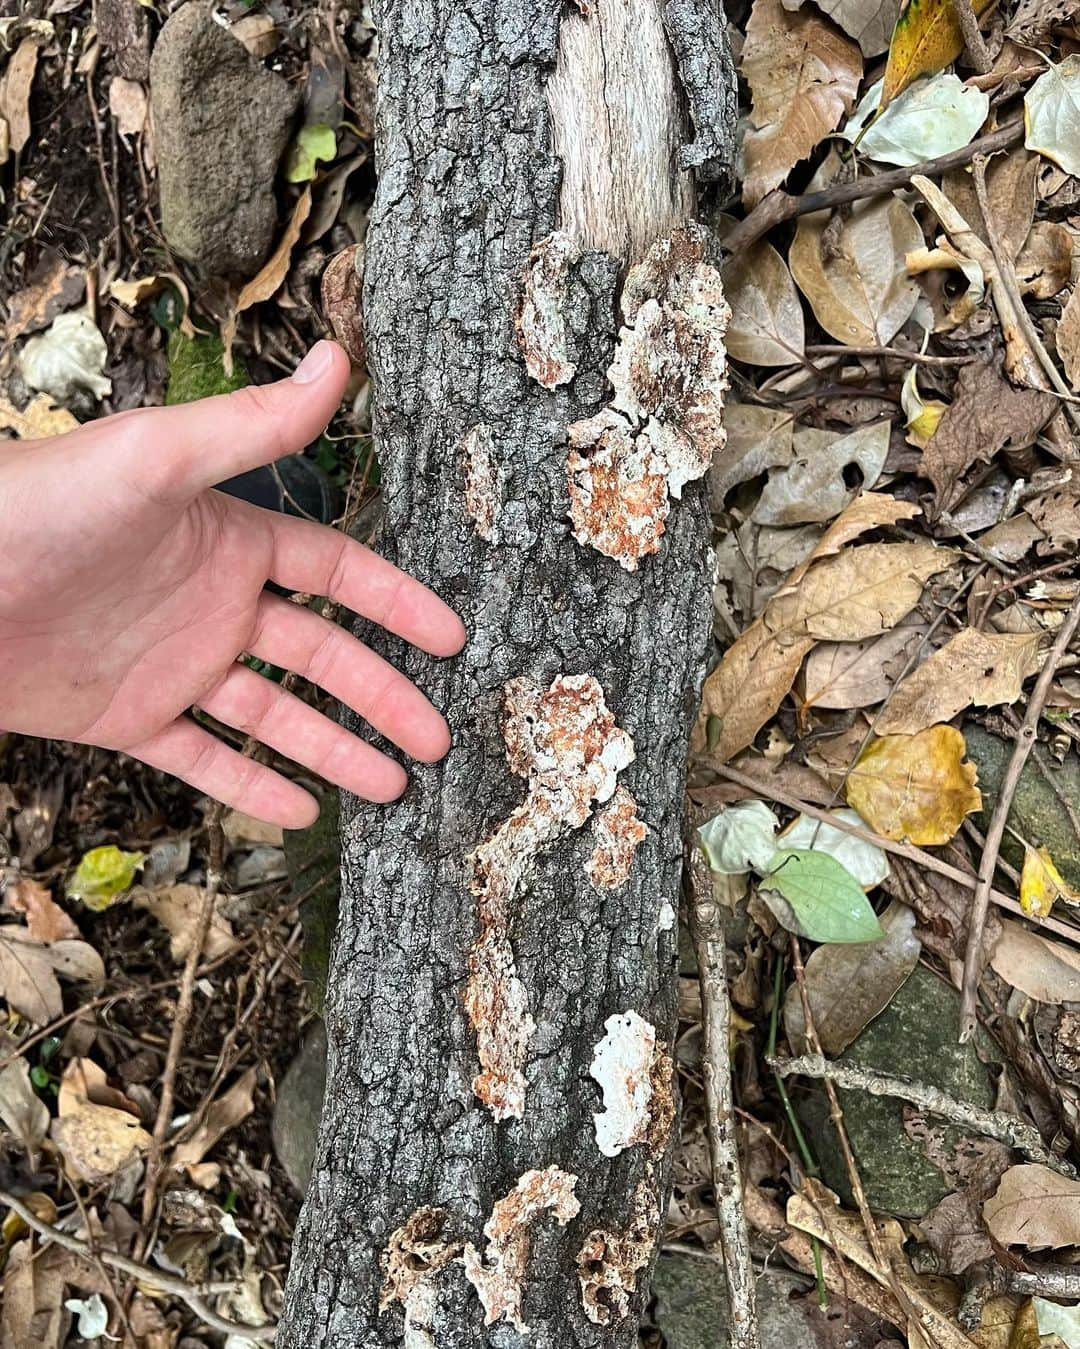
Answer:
[
  {"xmin": 461, "ymin": 423, "xmax": 501, "ymax": 542},
  {"xmin": 566, "ymin": 226, "xmax": 729, "ymax": 570},
  {"xmin": 463, "ymin": 1166, "xmax": 581, "ymax": 1332},
  {"xmin": 516, "ymin": 230, "xmax": 581, "ymax": 389},
  {"xmin": 576, "ymin": 1178, "xmax": 659, "ymax": 1326},
  {"xmin": 587, "ymin": 784, "xmax": 647, "ymax": 889},
  {"xmin": 466, "ymin": 674, "xmax": 636, "ymax": 1119},
  {"xmin": 320, "ymin": 244, "xmax": 366, "ymax": 369},
  {"xmin": 379, "ymin": 1207, "xmax": 462, "ymax": 1348},
  {"xmin": 590, "ymin": 1010, "xmax": 674, "ymax": 1157}
]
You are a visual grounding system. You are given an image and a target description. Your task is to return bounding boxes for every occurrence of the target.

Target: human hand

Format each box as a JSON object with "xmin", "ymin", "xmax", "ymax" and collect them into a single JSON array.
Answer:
[{"xmin": 0, "ymin": 340, "xmax": 465, "ymax": 827}]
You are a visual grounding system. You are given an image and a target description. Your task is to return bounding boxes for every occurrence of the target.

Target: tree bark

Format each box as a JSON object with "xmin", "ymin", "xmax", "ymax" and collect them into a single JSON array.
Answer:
[{"xmin": 279, "ymin": 3, "xmax": 735, "ymax": 1345}]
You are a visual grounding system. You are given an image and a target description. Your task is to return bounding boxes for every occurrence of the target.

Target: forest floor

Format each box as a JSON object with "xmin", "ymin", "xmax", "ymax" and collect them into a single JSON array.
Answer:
[{"xmin": 4, "ymin": 0, "xmax": 1080, "ymax": 1346}]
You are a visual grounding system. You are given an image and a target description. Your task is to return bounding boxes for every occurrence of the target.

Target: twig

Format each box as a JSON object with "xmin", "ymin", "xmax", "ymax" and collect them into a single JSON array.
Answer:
[
  {"xmin": 768, "ymin": 1053, "xmax": 1075, "ymax": 1175},
  {"xmin": 687, "ymin": 847, "xmax": 759, "ymax": 1349},
  {"xmin": 0, "ymin": 1189, "xmax": 276, "ymax": 1343},
  {"xmin": 806, "ymin": 344, "xmax": 977, "ymax": 367},
  {"xmin": 723, "ymin": 121, "xmax": 1022, "ymax": 255},
  {"xmin": 708, "ymin": 762, "xmax": 1080, "ymax": 947},
  {"xmin": 948, "ymin": 0, "xmax": 993, "ymax": 72},
  {"xmin": 959, "ymin": 589, "xmax": 1080, "ymax": 1041}
]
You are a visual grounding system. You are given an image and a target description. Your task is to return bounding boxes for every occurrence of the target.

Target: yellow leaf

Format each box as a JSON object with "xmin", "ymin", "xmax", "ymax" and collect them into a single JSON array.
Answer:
[
  {"xmin": 0, "ymin": 392, "xmax": 78, "ymax": 440},
  {"xmin": 901, "ymin": 366, "xmax": 947, "ymax": 449},
  {"xmin": 881, "ymin": 0, "xmax": 995, "ymax": 108},
  {"xmin": 1020, "ymin": 844, "xmax": 1080, "ymax": 918},
  {"xmin": 846, "ymin": 724, "xmax": 982, "ymax": 845},
  {"xmin": 66, "ymin": 845, "xmax": 146, "ymax": 911}
]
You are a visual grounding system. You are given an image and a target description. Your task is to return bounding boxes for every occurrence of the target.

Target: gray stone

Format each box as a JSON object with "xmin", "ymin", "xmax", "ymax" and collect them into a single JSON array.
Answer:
[
  {"xmin": 149, "ymin": 1, "xmax": 298, "ymax": 277},
  {"xmin": 797, "ymin": 966, "xmax": 997, "ymax": 1218},
  {"xmin": 653, "ymin": 1253, "xmax": 815, "ymax": 1349},
  {"xmin": 272, "ymin": 1020, "xmax": 327, "ymax": 1195}
]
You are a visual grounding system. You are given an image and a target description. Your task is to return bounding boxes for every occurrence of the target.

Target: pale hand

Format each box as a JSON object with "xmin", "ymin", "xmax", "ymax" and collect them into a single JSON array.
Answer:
[{"xmin": 0, "ymin": 341, "xmax": 465, "ymax": 827}]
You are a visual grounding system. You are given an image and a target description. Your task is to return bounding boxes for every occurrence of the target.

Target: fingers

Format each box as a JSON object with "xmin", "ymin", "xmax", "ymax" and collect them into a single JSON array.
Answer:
[
  {"xmin": 249, "ymin": 594, "xmax": 451, "ymax": 762},
  {"xmin": 126, "ymin": 719, "xmax": 322, "ymax": 829},
  {"xmin": 121, "ymin": 341, "xmax": 351, "ymax": 500},
  {"xmin": 197, "ymin": 664, "xmax": 409, "ymax": 804},
  {"xmin": 268, "ymin": 516, "xmax": 467, "ymax": 657}
]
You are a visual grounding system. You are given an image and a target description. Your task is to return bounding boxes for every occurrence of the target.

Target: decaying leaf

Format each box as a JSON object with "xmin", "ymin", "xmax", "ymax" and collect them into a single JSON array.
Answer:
[
  {"xmin": 710, "ymin": 403, "xmax": 795, "ymax": 507},
  {"xmin": 983, "ymin": 1164, "xmax": 1080, "ymax": 1249},
  {"xmin": 3, "ymin": 877, "xmax": 78, "ymax": 942},
  {"xmin": 874, "ymin": 628, "xmax": 1042, "ymax": 735},
  {"xmin": 108, "ymin": 76, "xmax": 147, "ymax": 136},
  {"xmin": 0, "ymin": 392, "xmax": 78, "ymax": 440},
  {"xmin": 881, "ymin": 0, "xmax": 995, "ymax": 106},
  {"xmin": 1020, "ymin": 844, "xmax": 1080, "ymax": 918},
  {"xmin": 699, "ymin": 800, "xmax": 780, "ymax": 874},
  {"xmin": 18, "ymin": 311, "xmax": 112, "ymax": 405},
  {"xmin": 790, "ymin": 194, "xmax": 923, "ymax": 346},
  {"xmin": 50, "ymin": 1057, "xmax": 151, "ymax": 1181},
  {"xmin": 784, "ymin": 899, "xmax": 920, "ymax": 1053},
  {"xmin": 801, "ymin": 623, "xmax": 926, "ymax": 711},
  {"xmin": 0, "ymin": 926, "xmax": 104, "ymax": 1024},
  {"xmin": 0, "ymin": 34, "xmax": 45, "ymax": 161},
  {"xmin": 901, "ymin": 367, "xmax": 947, "ymax": 449},
  {"xmin": 134, "ymin": 884, "xmax": 235, "ymax": 961},
  {"xmin": 811, "ymin": 0, "xmax": 903, "ymax": 55},
  {"xmin": 0, "ymin": 1058, "xmax": 49, "ymax": 1155},
  {"xmin": 752, "ymin": 421, "xmax": 890, "ymax": 526},
  {"xmin": 990, "ymin": 918, "xmax": 1080, "ymax": 1003},
  {"xmin": 943, "ymin": 148, "xmax": 1038, "ymax": 267},
  {"xmin": 741, "ymin": 0, "xmax": 862, "ymax": 207},
  {"xmin": 0, "ymin": 1238, "xmax": 69, "ymax": 1349},
  {"xmin": 721, "ymin": 240, "xmax": 806, "ymax": 366},
  {"xmin": 846, "ymin": 724, "xmax": 982, "ymax": 845},
  {"xmin": 172, "ymin": 1067, "xmax": 256, "ymax": 1169},
  {"xmin": 1016, "ymin": 219, "xmax": 1072, "ymax": 299},
  {"xmin": 1025, "ymin": 56, "xmax": 1080, "ymax": 179},
  {"xmin": 5, "ymin": 256, "xmax": 85, "ymax": 340},
  {"xmin": 843, "ymin": 74, "xmax": 989, "ymax": 167},
  {"xmin": 66, "ymin": 844, "xmax": 146, "ymax": 911},
  {"xmin": 1057, "ymin": 282, "xmax": 1080, "ymax": 391},
  {"xmin": 760, "ymin": 848, "xmax": 884, "ymax": 943}
]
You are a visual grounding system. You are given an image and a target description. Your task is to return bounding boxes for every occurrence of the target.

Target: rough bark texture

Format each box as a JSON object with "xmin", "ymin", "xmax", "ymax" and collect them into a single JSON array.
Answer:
[{"xmin": 279, "ymin": 2, "xmax": 731, "ymax": 1344}]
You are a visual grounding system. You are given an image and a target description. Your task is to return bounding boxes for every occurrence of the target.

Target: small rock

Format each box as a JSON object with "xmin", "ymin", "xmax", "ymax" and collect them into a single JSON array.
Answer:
[
  {"xmin": 150, "ymin": 1, "xmax": 298, "ymax": 277},
  {"xmin": 272, "ymin": 1020, "xmax": 327, "ymax": 1194},
  {"xmin": 653, "ymin": 1253, "xmax": 817, "ymax": 1349}
]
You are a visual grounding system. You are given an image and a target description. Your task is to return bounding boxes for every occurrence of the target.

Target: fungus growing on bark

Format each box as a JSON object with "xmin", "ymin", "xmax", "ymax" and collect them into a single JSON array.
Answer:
[
  {"xmin": 462, "ymin": 1166, "xmax": 581, "ymax": 1332},
  {"xmin": 515, "ymin": 230, "xmax": 581, "ymax": 389},
  {"xmin": 590, "ymin": 1010, "xmax": 675, "ymax": 1157},
  {"xmin": 565, "ymin": 226, "xmax": 729, "ymax": 570},
  {"xmin": 576, "ymin": 1177, "xmax": 659, "ymax": 1325},
  {"xmin": 587, "ymin": 785, "xmax": 647, "ymax": 889},
  {"xmin": 379, "ymin": 1206, "xmax": 462, "ymax": 1348},
  {"xmin": 320, "ymin": 244, "xmax": 366, "ymax": 369},
  {"xmin": 461, "ymin": 423, "xmax": 500, "ymax": 542},
  {"xmin": 466, "ymin": 674, "xmax": 636, "ymax": 1119}
]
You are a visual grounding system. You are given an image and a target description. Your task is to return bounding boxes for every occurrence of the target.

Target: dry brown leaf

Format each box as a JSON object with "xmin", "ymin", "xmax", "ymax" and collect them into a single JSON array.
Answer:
[
  {"xmin": 222, "ymin": 809, "xmax": 285, "ymax": 847},
  {"xmin": 1027, "ymin": 486, "xmax": 1080, "ymax": 554},
  {"xmin": 0, "ymin": 393, "xmax": 78, "ymax": 440},
  {"xmin": 0, "ymin": 36, "xmax": 44, "ymax": 161},
  {"xmin": 3, "ymin": 877, "xmax": 78, "ymax": 942},
  {"xmin": 1016, "ymin": 221, "xmax": 1073, "ymax": 300},
  {"xmin": 741, "ymin": 0, "xmax": 862, "ymax": 208},
  {"xmin": 801, "ymin": 623, "xmax": 926, "ymax": 711},
  {"xmin": 846, "ymin": 724, "xmax": 981, "ymax": 845},
  {"xmin": 5, "ymin": 258, "xmax": 85, "ymax": 341},
  {"xmin": 943, "ymin": 150, "xmax": 1038, "ymax": 266},
  {"xmin": 989, "ymin": 918, "xmax": 1080, "ymax": 1003},
  {"xmin": 710, "ymin": 403, "xmax": 794, "ymax": 507},
  {"xmin": 875, "ymin": 629, "xmax": 1042, "ymax": 735},
  {"xmin": 0, "ymin": 926, "xmax": 103, "ymax": 1024},
  {"xmin": 721, "ymin": 240, "xmax": 806, "ymax": 366},
  {"xmin": 783, "ymin": 899, "xmax": 921, "ymax": 1054},
  {"xmin": 0, "ymin": 1058, "xmax": 49, "ymax": 1155},
  {"xmin": 790, "ymin": 195, "xmax": 922, "ymax": 346},
  {"xmin": 798, "ymin": 491, "xmax": 920, "ymax": 573},
  {"xmin": 920, "ymin": 361, "xmax": 1057, "ymax": 513},
  {"xmin": 50, "ymin": 1057, "xmax": 151, "ymax": 1182},
  {"xmin": 1057, "ymin": 283, "xmax": 1080, "ymax": 391},
  {"xmin": 808, "ymin": 0, "xmax": 903, "ymax": 55},
  {"xmin": 753, "ymin": 421, "xmax": 890, "ymax": 526},
  {"xmin": 108, "ymin": 76, "xmax": 147, "ymax": 136},
  {"xmin": 172, "ymin": 1067, "xmax": 256, "ymax": 1169},
  {"xmin": 134, "ymin": 884, "xmax": 234, "ymax": 962},
  {"xmin": 983, "ymin": 1164, "xmax": 1080, "ymax": 1250},
  {"xmin": 0, "ymin": 1238, "xmax": 68, "ymax": 1349},
  {"xmin": 222, "ymin": 186, "xmax": 312, "ymax": 371}
]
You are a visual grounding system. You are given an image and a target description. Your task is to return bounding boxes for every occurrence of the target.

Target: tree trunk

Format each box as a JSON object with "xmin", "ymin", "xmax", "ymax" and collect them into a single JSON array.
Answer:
[{"xmin": 279, "ymin": 3, "xmax": 735, "ymax": 1345}]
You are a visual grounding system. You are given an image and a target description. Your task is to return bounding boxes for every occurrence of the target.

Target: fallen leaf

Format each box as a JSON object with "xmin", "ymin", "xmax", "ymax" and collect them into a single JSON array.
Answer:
[
  {"xmin": 797, "ymin": 491, "xmax": 921, "ymax": 572},
  {"xmin": 1025, "ymin": 56, "xmax": 1080, "ymax": 179},
  {"xmin": 0, "ymin": 1058, "xmax": 49, "ymax": 1155},
  {"xmin": 790, "ymin": 194, "xmax": 923, "ymax": 346},
  {"xmin": 222, "ymin": 187, "xmax": 312, "ymax": 371},
  {"xmin": 172, "ymin": 1067, "xmax": 256, "ymax": 1169},
  {"xmin": 0, "ymin": 392, "xmax": 78, "ymax": 440},
  {"xmin": 777, "ymin": 807, "xmax": 890, "ymax": 886},
  {"xmin": 810, "ymin": 0, "xmax": 903, "ymax": 54},
  {"xmin": 108, "ymin": 275, "xmax": 165, "ymax": 306},
  {"xmin": 760, "ymin": 849, "xmax": 884, "ymax": 943},
  {"xmin": 710, "ymin": 403, "xmax": 794, "ymax": 507},
  {"xmin": 51, "ymin": 1057, "xmax": 151, "ymax": 1181},
  {"xmin": 919, "ymin": 360, "xmax": 1057, "ymax": 513},
  {"xmin": 783, "ymin": 899, "xmax": 921, "ymax": 1052},
  {"xmin": 135, "ymin": 884, "xmax": 234, "ymax": 961},
  {"xmin": 0, "ymin": 35, "xmax": 44, "ymax": 160},
  {"xmin": 285, "ymin": 123, "xmax": 336, "ymax": 183},
  {"xmin": 721, "ymin": 240, "xmax": 806, "ymax": 366},
  {"xmin": 1016, "ymin": 220, "xmax": 1072, "ymax": 299},
  {"xmin": 0, "ymin": 1238, "xmax": 68, "ymax": 1349},
  {"xmin": 983, "ymin": 1164, "xmax": 1080, "ymax": 1249},
  {"xmin": 801, "ymin": 623, "xmax": 926, "ymax": 710},
  {"xmin": 0, "ymin": 926, "xmax": 104, "ymax": 1024},
  {"xmin": 990, "ymin": 918, "xmax": 1080, "ymax": 1002},
  {"xmin": 108, "ymin": 76, "xmax": 146, "ymax": 136},
  {"xmin": 1027, "ymin": 486, "xmax": 1080, "ymax": 554},
  {"xmin": 843, "ymin": 74, "xmax": 989, "ymax": 166},
  {"xmin": 3, "ymin": 877, "xmax": 78, "ymax": 941},
  {"xmin": 943, "ymin": 148, "xmax": 1038, "ymax": 266},
  {"xmin": 1035, "ymin": 1297, "xmax": 1080, "ymax": 1345},
  {"xmin": 1020, "ymin": 844, "xmax": 1080, "ymax": 918},
  {"xmin": 1057, "ymin": 282, "xmax": 1080, "ymax": 390},
  {"xmin": 18, "ymin": 311, "xmax": 112, "ymax": 405},
  {"xmin": 901, "ymin": 366, "xmax": 948, "ymax": 450},
  {"xmin": 846, "ymin": 724, "xmax": 982, "ymax": 845},
  {"xmin": 881, "ymin": 0, "xmax": 995, "ymax": 106},
  {"xmin": 752, "ymin": 421, "xmax": 890, "ymax": 525},
  {"xmin": 230, "ymin": 11, "xmax": 279, "ymax": 57},
  {"xmin": 66, "ymin": 845, "xmax": 146, "ymax": 911},
  {"xmin": 875, "ymin": 629, "xmax": 1041, "ymax": 735},
  {"xmin": 4, "ymin": 256, "xmax": 85, "ymax": 340},
  {"xmin": 699, "ymin": 801, "xmax": 780, "ymax": 874},
  {"xmin": 741, "ymin": 0, "xmax": 862, "ymax": 207}
]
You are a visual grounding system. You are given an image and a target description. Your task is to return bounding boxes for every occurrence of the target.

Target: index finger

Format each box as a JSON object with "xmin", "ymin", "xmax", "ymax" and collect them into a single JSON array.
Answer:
[{"xmin": 267, "ymin": 514, "xmax": 466, "ymax": 657}]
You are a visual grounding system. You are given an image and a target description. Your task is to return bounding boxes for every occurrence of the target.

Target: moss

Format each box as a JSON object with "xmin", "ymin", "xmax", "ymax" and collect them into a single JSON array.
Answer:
[{"xmin": 165, "ymin": 329, "xmax": 248, "ymax": 406}]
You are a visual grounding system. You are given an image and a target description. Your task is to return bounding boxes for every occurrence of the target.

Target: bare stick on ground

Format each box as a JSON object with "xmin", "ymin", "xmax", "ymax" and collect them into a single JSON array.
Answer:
[
  {"xmin": 958, "ymin": 588, "xmax": 1080, "ymax": 1040},
  {"xmin": 949, "ymin": 0, "xmax": 992, "ymax": 72},
  {"xmin": 687, "ymin": 844, "xmax": 759, "ymax": 1349}
]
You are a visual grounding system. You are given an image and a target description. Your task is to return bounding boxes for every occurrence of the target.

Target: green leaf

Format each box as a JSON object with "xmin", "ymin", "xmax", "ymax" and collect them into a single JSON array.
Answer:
[
  {"xmin": 65, "ymin": 845, "xmax": 146, "ymax": 911},
  {"xmin": 760, "ymin": 848, "xmax": 884, "ymax": 943},
  {"xmin": 285, "ymin": 123, "xmax": 337, "ymax": 183}
]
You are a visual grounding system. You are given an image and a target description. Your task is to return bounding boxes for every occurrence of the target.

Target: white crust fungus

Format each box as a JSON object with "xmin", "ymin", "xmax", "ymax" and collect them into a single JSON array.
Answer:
[
  {"xmin": 590, "ymin": 1010, "xmax": 675, "ymax": 1157},
  {"xmin": 515, "ymin": 230, "xmax": 581, "ymax": 389},
  {"xmin": 587, "ymin": 785, "xmax": 647, "ymax": 889}
]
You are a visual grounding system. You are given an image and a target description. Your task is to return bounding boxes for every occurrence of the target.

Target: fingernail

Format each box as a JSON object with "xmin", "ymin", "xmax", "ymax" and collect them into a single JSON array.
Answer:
[{"xmin": 292, "ymin": 341, "xmax": 334, "ymax": 384}]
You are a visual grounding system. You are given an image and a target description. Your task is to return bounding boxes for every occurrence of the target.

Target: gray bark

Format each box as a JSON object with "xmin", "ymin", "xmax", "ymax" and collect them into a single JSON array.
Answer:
[{"xmin": 279, "ymin": 2, "xmax": 733, "ymax": 1345}]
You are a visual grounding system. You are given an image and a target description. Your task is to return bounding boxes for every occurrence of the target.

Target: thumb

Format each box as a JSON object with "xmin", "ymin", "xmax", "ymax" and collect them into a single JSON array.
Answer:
[{"xmin": 134, "ymin": 340, "xmax": 351, "ymax": 499}]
